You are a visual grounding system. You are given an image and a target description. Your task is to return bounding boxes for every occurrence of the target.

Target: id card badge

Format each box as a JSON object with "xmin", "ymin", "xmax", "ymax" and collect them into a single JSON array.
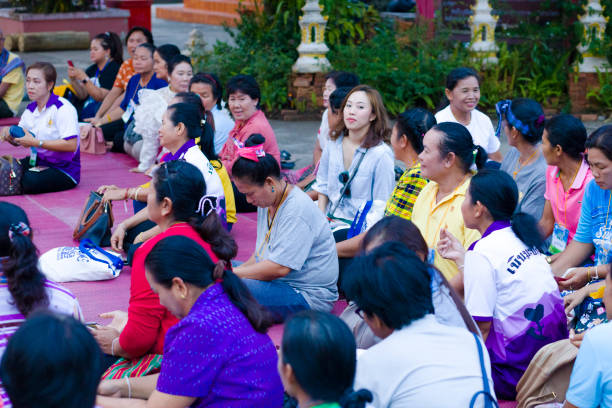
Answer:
[
  {"xmin": 427, "ymin": 248, "xmax": 435, "ymax": 265},
  {"xmin": 121, "ymin": 101, "xmax": 135, "ymax": 123},
  {"xmin": 549, "ymin": 223, "xmax": 569, "ymax": 254},
  {"xmin": 29, "ymin": 147, "xmax": 37, "ymax": 167}
]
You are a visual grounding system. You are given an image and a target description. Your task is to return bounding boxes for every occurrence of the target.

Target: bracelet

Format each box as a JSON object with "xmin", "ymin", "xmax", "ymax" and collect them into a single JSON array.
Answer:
[
  {"xmin": 107, "ymin": 114, "xmax": 112, "ymax": 123},
  {"xmin": 123, "ymin": 188, "xmax": 129, "ymax": 200},
  {"xmin": 133, "ymin": 187, "xmax": 142, "ymax": 201},
  {"xmin": 125, "ymin": 376, "xmax": 132, "ymax": 399},
  {"xmin": 111, "ymin": 337, "xmax": 119, "ymax": 357},
  {"xmin": 594, "ymin": 265, "xmax": 599, "ymax": 281},
  {"xmin": 588, "ymin": 267, "xmax": 591, "ymax": 281}
]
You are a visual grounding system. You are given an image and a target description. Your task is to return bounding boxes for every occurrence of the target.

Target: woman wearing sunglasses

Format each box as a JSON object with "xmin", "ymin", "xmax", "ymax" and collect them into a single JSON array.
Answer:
[{"xmin": 313, "ymin": 85, "xmax": 395, "ymax": 230}]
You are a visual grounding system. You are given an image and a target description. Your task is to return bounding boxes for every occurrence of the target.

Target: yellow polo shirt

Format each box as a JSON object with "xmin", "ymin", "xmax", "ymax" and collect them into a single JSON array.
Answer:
[
  {"xmin": 411, "ymin": 176, "xmax": 481, "ymax": 280},
  {"xmin": 2, "ymin": 51, "xmax": 24, "ymax": 113}
]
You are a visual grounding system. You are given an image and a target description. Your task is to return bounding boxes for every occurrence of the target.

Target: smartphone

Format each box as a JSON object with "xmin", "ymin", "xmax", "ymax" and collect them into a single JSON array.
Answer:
[
  {"xmin": 8, "ymin": 125, "xmax": 24, "ymax": 138},
  {"xmin": 67, "ymin": 60, "xmax": 74, "ymax": 67},
  {"xmin": 85, "ymin": 322, "xmax": 99, "ymax": 328}
]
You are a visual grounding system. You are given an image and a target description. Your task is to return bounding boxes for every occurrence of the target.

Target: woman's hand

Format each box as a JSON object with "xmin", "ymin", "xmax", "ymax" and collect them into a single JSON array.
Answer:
[
  {"xmin": 12, "ymin": 129, "xmax": 37, "ymax": 148},
  {"xmin": 110, "ymin": 223, "xmax": 127, "ymax": 252},
  {"xmin": 100, "ymin": 310, "xmax": 128, "ymax": 333},
  {"xmin": 90, "ymin": 325, "xmax": 120, "ymax": 355},
  {"xmin": 564, "ymin": 285, "xmax": 591, "ymax": 316},
  {"xmin": 67, "ymin": 66, "xmax": 87, "ymax": 82},
  {"xmin": 569, "ymin": 328, "xmax": 586, "ymax": 349},
  {"xmin": 437, "ymin": 228, "xmax": 465, "ymax": 265},
  {"xmin": 97, "ymin": 185, "xmax": 120, "ymax": 194},
  {"xmin": 102, "ymin": 188, "xmax": 128, "ymax": 203},
  {"xmin": 558, "ymin": 267, "xmax": 591, "ymax": 292},
  {"xmin": 98, "ymin": 379, "xmax": 123, "ymax": 397}
]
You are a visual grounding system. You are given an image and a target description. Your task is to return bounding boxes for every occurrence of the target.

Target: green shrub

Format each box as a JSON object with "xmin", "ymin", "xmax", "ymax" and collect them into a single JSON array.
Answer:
[{"xmin": 10, "ymin": 0, "xmax": 96, "ymax": 13}]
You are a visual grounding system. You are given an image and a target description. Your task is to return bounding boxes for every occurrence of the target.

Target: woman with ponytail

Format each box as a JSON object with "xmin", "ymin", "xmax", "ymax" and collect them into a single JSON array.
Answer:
[
  {"xmin": 97, "ymin": 235, "xmax": 283, "ymax": 407},
  {"xmin": 91, "ymin": 160, "xmax": 237, "ymax": 374},
  {"xmin": 437, "ymin": 169, "xmax": 567, "ymax": 400},
  {"xmin": 0, "ymin": 202, "xmax": 82, "ymax": 406},
  {"xmin": 279, "ymin": 310, "xmax": 372, "ymax": 408},
  {"xmin": 411, "ymin": 121, "xmax": 486, "ymax": 291},
  {"xmin": 498, "ymin": 98, "xmax": 548, "ymax": 220}
]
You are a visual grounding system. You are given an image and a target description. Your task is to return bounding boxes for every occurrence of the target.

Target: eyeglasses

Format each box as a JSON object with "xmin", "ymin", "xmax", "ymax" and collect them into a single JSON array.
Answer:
[
  {"xmin": 355, "ymin": 307, "xmax": 365, "ymax": 319},
  {"xmin": 338, "ymin": 171, "xmax": 351, "ymax": 197}
]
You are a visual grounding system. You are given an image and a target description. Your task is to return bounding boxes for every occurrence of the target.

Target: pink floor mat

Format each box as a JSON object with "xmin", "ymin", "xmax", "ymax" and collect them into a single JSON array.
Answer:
[{"xmin": 0, "ymin": 144, "xmax": 258, "ymax": 323}]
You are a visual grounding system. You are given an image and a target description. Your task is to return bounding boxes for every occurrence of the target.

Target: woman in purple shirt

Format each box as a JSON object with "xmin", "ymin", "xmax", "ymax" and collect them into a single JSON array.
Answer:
[{"xmin": 97, "ymin": 235, "xmax": 283, "ymax": 407}]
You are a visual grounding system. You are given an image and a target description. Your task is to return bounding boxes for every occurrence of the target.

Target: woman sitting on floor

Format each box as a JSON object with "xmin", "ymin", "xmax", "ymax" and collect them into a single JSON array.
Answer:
[
  {"xmin": 90, "ymin": 43, "xmax": 167, "ymax": 153},
  {"xmin": 129, "ymin": 55, "xmax": 193, "ymax": 172},
  {"xmin": 91, "ymin": 160, "xmax": 236, "ymax": 379},
  {"xmin": 499, "ymin": 98, "xmax": 548, "ymax": 220},
  {"xmin": 67, "ymin": 31, "xmax": 122, "ymax": 121},
  {"xmin": 97, "ymin": 235, "xmax": 283, "ymax": 407},
  {"xmin": 340, "ymin": 216, "xmax": 469, "ymax": 349},
  {"xmin": 102, "ymin": 103, "xmax": 224, "ymax": 255},
  {"xmin": 335, "ymin": 107, "xmax": 435, "ymax": 267},
  {"xmin": 0, "ymin": 202, "xmax": 83, "ymax": 406},
  {"xmin": 189, "ymin": 72, "xmax": 234, "ymax": 154},
  {"xmin": 313, "ymin": 84, "xmax": 395, "ymax": 233},
  {"xmin": 279, "ymin": 310, "xmax": 373, "ymax": 408},
  {"xmin": 437, "ymin": 169, "xmax": 567, "ymax": 400},
  {"xmin": 86, "ymin": 27, "xmax": 152, "ymax": 145},
  {"xmin": 232, "ymin": 134, "xmax": 338, "ymax": 320},
  {"xmin": 411, "ymin": 121, "xmax": 486, "ymax": 293},
  {"xmin": 1, "ymin": 311, "xmax": 100, "ymax": 408},
  {"xmin": 346, "ymin": 241, "xmax": 496, "ymax": 407},
  {"xmin": 219, "ymin": 74, "xmax": 281, "ymax": 213},
  {"xmin": 0, "ymin": 62, "xmax": 80, "ymax": 194},
  {"xmin": 152, "ymin": 44, "xmax": 180, "ymax": 83}
]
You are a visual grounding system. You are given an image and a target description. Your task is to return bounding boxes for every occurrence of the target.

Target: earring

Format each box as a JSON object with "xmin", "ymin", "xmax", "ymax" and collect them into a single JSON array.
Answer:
[
  {"xmin": 271, "ymin": 186, "xmax": 275, "ymax": 193},
  {"xmin": 181, "ymin": 294, "xmax": 186, "ymax": 299}
]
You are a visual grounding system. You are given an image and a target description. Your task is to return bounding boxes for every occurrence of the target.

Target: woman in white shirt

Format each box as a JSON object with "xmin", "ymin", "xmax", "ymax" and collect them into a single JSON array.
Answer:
[
  {"xmin": 437, "ymin": 169, "xmax": 567, "ymax": 400},
  {"xmin": 189, "ymin": 72, "xmax": 234, "ymax": 155},
  {"xmin": 314, "ymin": 85, "xmax": 395, "ymax": 228},
  {"xmin": 435, "ymin": 67, "xmax": 501, "ymax": 162},
  {"xmin": 345, "ymin": 241, "xmax": 496, "ymax": 408}
]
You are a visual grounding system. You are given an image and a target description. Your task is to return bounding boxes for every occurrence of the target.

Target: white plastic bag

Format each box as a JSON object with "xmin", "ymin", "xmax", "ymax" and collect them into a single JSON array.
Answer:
[{"xmin": 39, "ymin": 239, "xmax": 123, "ymax": 282}]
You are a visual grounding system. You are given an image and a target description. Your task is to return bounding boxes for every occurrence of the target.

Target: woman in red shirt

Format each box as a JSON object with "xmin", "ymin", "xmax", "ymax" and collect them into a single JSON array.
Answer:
[{"xmin": 91, "ymin": 160, "xmax": 237, "ymax": 375}]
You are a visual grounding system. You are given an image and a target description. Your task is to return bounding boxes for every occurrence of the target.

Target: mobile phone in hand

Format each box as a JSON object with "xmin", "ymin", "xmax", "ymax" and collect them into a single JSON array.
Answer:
[{"xmin": 67, "ymin": 60, "xmax": 74, "ymax": 67}]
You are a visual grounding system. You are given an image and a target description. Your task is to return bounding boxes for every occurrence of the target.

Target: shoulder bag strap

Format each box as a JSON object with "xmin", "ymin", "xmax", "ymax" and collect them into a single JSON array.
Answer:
[
  {"xmin": 328, "ymin": 149, "xmax": 367, "ymax": 220},
  {"xmin": 79, "ymin": 239, "xmax": 124, "ymax": 274},
  {"xmin": 469, "ymin": 332, "xmax": 499, "ymax": 408}
]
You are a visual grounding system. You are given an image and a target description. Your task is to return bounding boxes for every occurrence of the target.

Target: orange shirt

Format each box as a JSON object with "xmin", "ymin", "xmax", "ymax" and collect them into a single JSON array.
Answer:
[{"xmin": 112, "ymin": 58, "xmax": 135, "ymax": 91}]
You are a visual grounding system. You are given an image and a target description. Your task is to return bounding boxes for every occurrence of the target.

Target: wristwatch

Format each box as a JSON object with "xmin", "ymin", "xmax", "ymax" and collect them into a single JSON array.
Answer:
[
  {"xmin": 38, "ymin": 140, "xmax": 43, "ymax": 148},
  {"xmin": 81, "ymin": 78, "xmax": 88, "ymax": 85},
  {"xmin": 545, "ymin": 255, "xmax": 552, "ymax": 264}
]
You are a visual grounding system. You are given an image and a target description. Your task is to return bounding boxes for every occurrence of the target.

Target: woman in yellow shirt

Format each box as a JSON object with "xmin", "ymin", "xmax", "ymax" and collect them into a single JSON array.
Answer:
[{"xmin": 411, "ymin": 122, "xmax": 487, "ymax": 293}]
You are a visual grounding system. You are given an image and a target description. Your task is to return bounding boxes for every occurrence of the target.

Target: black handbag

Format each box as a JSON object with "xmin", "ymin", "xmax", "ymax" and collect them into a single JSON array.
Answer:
[
  {"xmin": 73, "ymin": 191, "xmax": 114, "ymax": 247},
  {"xmin": 0, "ymin": 155, "xmax": 23, "ymax": 196}
]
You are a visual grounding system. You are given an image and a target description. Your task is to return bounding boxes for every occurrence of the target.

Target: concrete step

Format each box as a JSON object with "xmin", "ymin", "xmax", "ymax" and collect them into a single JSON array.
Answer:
[
  {"xmin": 156, "ymin": 5, "xmax": 240, "ymax": 27},
  {"xmin": 183, "ymin": 0, "xmax": 255, "ymax": 13}
]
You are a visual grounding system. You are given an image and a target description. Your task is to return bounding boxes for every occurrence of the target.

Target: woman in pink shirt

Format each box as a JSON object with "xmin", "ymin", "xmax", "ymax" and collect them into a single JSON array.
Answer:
[
  {"xmin": 539, "ymin": 114, "xmax": 592, "ymax": 255},
  {"xmin": 219, "ymin": 74, "xmax": 280, "ymax": 212}
]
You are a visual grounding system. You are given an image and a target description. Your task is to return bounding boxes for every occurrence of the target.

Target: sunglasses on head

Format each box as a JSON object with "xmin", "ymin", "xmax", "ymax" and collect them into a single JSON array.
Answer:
[{"xmin": 338, "ymin": 171, "xmax": 351, "ymax": 197}]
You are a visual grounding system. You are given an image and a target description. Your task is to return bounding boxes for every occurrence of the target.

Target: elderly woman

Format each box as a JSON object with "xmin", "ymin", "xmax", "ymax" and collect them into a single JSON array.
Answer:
[
  {"xmin": 67, "ymin": 31, "xmax": 122, "ymax": 120},
  {"xmin": 219, "ymin": 74, "xmax": 281, "ymax": 212},
  {"xmin": 0, "ymin": 62, "xmax": 80, "ymax": 194},
  {"xmin": 232, "ymin": 134, "xmax": 338, "ymax": 320}
]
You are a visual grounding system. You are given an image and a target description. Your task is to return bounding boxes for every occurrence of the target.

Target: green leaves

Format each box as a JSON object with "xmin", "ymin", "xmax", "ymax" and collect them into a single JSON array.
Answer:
[{"xmin": 9, "ymin": 0, "xmax": 95, "ymax": 13}]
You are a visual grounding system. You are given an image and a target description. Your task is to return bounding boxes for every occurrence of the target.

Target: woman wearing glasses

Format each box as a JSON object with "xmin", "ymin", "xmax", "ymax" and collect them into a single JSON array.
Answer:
[
  {"xmin": 313, "ymin": 85, "xmax": 395, "ymax": 230},
  {"xmin": 232, "ymin": 134, "xmax": 339, "ymax": 320}
]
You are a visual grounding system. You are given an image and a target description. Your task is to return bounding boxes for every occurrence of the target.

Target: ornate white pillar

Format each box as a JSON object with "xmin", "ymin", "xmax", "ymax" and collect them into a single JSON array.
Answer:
[
  {"xmin": 292, "ymin": 0, "xmax": 331, "ymax": 73},
  {"xmin": 578, "ymin": 0, "xmax": 609, "ymax": 73},
  {"xmin": 469, "ymin": 0, "xmax": 498, "ymax": 64}
]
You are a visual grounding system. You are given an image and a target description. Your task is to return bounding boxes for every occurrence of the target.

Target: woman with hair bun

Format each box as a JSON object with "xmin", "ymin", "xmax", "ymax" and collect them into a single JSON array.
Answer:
[
  {"xmin": 411, "ymin": 121, "xmax": 487, "ymax": 291},
  {"xmin": 232, "ymin": 134, "xmax": 338, "ymax": 320},
  {"xmin": 98, "ymin": 234, "xmax": 282, "ymax": 407},
  {"xmin": 437, "ymin": 169, "xmax": 566, "ymax": 399},
  {"xmin": 499, "ymin": 98, "xmax": 548, "ymax": 220},
  {"xmin": 279, "ymin": 310, "xmax": 373, "ymax": 408}
]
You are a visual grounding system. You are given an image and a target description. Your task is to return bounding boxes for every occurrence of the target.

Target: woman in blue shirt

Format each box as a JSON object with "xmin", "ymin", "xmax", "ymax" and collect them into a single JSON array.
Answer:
[{"xmin": 90, "ymin": 43, "xmax": 167, "ymax": 153}]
